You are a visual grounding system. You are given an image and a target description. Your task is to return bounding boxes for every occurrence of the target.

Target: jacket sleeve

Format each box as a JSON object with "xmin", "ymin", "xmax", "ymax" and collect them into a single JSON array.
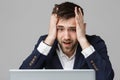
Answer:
[
  {"xmin": 85, "ymin": 35, "xmax": 114, "ymax": 80},
  {"xmin": 19, "ymin": 35, "xmax": 48, "ymax": 69}
]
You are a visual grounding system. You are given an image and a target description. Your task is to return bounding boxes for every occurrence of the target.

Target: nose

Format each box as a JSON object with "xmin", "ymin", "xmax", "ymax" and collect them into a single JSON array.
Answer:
[{"xmin": 64, "ymin": 30, "xmax": 70, "ymax": 40}]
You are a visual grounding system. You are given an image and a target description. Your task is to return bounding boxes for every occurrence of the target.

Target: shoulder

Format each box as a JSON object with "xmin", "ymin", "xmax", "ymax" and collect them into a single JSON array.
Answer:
[
  {"xmin": 86, "ymin": 35, "xmax": 107, "ymax": 49},
  {"xmin": 86, "ymin": 35, "xmax": 104, "ymax": 43},
  {"xmin": 34, "ymin": 34, "xmax": 48, "ymax": 48},
  {"xmin": 37, "ymin": 34, "xmax": 48, "ymax": 43},
  {"xmin": 38, "ymin": 34, "xmax": 48, "ymax": 41}
]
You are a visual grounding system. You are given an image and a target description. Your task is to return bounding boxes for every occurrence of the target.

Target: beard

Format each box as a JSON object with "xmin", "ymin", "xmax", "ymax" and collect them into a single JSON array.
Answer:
[{"xmin": 58, "ymin": 39, "xmax": 78, "ymax": 54}]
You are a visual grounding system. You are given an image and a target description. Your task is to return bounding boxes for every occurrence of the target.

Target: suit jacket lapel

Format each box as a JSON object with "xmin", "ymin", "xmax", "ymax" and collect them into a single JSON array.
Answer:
[
  {"xmin": 51, "ymin": 40, "xmax": 86, "ymax": 69},
  {"xmin": 48, "ymin": 40, "xmax": 63, "ymax": 69},
  {"xmin": 52, "ymin": 52, "xmax": 63, "ymax": 69},
  {"xmin": 73, "ymin": 44, "xmax": 86, "ymax": 69}
]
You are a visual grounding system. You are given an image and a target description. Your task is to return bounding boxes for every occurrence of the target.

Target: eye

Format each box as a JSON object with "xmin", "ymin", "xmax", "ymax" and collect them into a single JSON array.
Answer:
[
  {"xmin": 69, "ymin": 28, "xmax": 76, "ymax": 32},
  {"xmin": 57, "ymin": 27, "xmax": 64, "ymax": 31},
  {"xmin": 58, "ymin": 28, "xmax": 64, "ymax": 31}
]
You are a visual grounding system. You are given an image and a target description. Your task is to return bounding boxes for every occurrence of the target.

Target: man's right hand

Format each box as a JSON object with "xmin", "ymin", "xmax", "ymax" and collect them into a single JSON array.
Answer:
[{"xmin": 44, "ymin": 14, "xmax": 58, "ymax": 46}]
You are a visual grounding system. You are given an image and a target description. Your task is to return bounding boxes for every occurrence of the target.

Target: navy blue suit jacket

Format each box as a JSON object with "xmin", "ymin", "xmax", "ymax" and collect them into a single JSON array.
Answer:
[{"xmin": 20, "ymin": 35, "xmax": 114, "ymax": 80}]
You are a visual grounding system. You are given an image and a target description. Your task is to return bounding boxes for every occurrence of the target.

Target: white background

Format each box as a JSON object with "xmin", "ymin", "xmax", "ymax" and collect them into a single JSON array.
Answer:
[{"xmin": 0, "ymin": 0, "xmax": 119, "ymax": 80}]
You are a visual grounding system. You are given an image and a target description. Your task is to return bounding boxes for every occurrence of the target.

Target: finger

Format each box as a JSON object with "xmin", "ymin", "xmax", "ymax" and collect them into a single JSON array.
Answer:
[
  {"xmin": 78, "ymin": 8, "xmax": 84, "ymax": 22},
  {"xmin": 74, "ymin": 7, "xmax": 79, "ymax": 16},
  {"xmin": 56, "ymin": 7, "xmax": 58, "ymax": 11},
  {"xmin": 74, "ymin": 7, "xmax": 80, "ymax": 25},
  {"xmin": 54, "ymin": 14, "xmax": 57, "ymax": 17},
  {"xmin": 78, "ymin": 8, "xmax": 83, "ymax": 16}
]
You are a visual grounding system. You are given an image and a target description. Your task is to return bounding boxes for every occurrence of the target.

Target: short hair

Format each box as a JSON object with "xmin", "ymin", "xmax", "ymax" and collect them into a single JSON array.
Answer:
[{"xmin": 52, "ymin": 1, "xmax": 84, "ymax": 19}]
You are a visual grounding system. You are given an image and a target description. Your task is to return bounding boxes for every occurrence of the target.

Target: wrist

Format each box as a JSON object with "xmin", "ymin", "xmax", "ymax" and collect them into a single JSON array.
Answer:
[
  {"xmin": 44, "ymin": 36, "xmax": 55, "ymax": 46},
  {"xmin": 78, "ymin": 37, "xmax": 91, "ymax": 50}
]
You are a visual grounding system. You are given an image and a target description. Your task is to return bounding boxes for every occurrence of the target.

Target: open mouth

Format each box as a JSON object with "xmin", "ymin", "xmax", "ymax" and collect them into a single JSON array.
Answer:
[
  {"xmin": 63, "ymin": 42, "xmax": 72, "ymax": 46},
  {"xmin": 63, "ymin": 42, "xmax": 71, "ymax": 44}
]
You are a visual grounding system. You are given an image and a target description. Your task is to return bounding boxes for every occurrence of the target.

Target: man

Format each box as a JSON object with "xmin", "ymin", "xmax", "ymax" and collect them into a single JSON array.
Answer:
[{"xmin": 20, "ymin": 1, "xmax": 114, "ymax": 80}]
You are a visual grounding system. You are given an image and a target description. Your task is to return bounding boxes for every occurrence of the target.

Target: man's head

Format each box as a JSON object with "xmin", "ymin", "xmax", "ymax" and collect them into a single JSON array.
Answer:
[
  {"xmin": 52, "ymin": 2, "xmax": 84, "ymax": 56},
  {"xmin": 52, "ymin": 1, "xmax": 84, "ymax": 19}
]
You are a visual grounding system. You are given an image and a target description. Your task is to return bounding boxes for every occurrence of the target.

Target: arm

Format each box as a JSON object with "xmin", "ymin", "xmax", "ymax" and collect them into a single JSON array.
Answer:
[
  {"xmin": 85, "ymin": 36, "xmax": 114, "ymax": 80},
  {"xmin": 20, "ymin": 13, "xmax": 58, "ymax": 69},
  {"xmin": 74, "ymin": 7, "xmax": 114, "ymax": 80},
  {"xmin": 19, "ymin": 35, "xmax": 48, "ymax": 69}
]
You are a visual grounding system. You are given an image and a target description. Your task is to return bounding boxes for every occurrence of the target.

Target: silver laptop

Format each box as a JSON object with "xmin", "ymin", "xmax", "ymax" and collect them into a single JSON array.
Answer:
[{"xmin": 9, "ymin": 69, "xmax": 95, "ymax": 80}]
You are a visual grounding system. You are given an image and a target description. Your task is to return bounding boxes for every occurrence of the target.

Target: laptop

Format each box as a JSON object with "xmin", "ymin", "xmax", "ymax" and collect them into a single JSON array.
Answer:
[{"xmin": 9, "ymin": 69, "xmax": 95, "ymax": 80}]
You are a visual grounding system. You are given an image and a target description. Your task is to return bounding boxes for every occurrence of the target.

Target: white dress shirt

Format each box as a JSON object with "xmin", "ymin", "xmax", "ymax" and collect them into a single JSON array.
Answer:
[
  {"xmin": 37, "ymin": 41, "xmax": 95, "ymax": 69},
  {"xmin": 56, "ymin": 44, "xmax": 76, "ymax": 70}
]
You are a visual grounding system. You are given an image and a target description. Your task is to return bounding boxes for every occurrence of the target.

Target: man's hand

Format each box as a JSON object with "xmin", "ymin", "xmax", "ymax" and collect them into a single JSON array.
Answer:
[
  {"xmin": 74, "ymin": 7, "xmax": 90, "ymax": 50},
  {"xmin": 44, "ymin": 14, "xmax": 58, "ymax": 46}
]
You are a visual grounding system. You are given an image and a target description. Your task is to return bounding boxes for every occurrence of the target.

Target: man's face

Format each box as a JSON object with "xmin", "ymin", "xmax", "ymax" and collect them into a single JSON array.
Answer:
[{"xmin": 57, "ymin": 17, "xmax": 78, "ymax": 54}]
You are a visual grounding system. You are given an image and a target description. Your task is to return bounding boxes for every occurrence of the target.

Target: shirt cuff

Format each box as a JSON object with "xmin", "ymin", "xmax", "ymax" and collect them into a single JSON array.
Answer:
[
  {"xmin": 37, "ymin": 41, "xmax": 52, "ymax": 56},
  {"xmin": 81, "ymin": 45, "xmax": 95, "ymax": 58}
]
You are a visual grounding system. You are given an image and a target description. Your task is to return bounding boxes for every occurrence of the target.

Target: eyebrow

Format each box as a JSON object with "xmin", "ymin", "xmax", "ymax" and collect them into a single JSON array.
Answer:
[
  {"xmin": 57, "ymin": 25, "xmax": 76, "ymax": 28},
  {"xmin": 69, "ymin": 27, "xmax": 76, "ymax": 29},
  {"xmin": 56, "ymin": 25, "xmax": 64, "ymax": 28}
]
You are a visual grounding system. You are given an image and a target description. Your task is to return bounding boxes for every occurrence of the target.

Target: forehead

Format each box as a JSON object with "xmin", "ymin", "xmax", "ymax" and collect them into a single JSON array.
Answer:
[{"xmin": 57, "ymin": 18, "xmax": 76, "ymax": 27}]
